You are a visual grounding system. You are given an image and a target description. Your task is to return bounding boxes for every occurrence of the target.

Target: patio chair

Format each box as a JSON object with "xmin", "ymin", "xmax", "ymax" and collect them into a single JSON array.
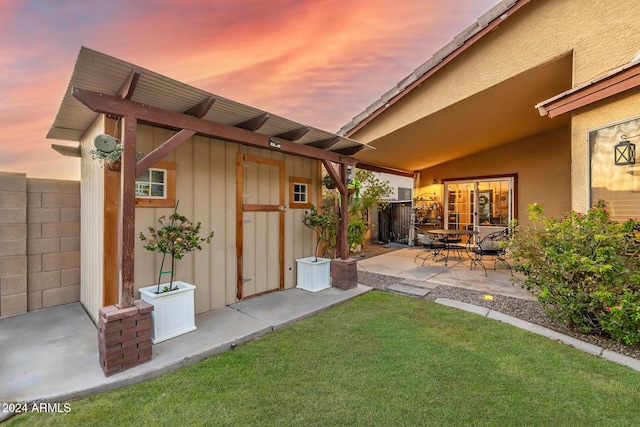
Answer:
[
  {"xmin": 414, "ymin": 231, "xmax": 446, "ymax": 266},
  {"xmin": 468, "ymin": 228, "xmax": 513, "ymax": 276}
]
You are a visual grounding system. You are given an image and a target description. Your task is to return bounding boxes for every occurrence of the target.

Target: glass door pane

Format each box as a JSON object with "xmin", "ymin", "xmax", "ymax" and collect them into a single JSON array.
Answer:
[
  {"xmin": 475, "ymin": 179, "xmax": 513, "ymax": 241},
  {"xmin": 445, "ymin": 182, "xmax": 473, "ymax": 230},
  {"xmin": 445, "ymin": 178, "xmax": 513, "ymax": 235}
]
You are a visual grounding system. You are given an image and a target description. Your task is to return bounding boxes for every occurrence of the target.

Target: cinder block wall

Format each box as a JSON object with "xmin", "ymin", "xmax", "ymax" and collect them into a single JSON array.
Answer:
[
  {"xmin": 0, "ymin": 172, "xmax": 28, "ymax": 316},
  {"xmin": 0, "ymin": 172, "xmax": 81, "ymax": 317}
]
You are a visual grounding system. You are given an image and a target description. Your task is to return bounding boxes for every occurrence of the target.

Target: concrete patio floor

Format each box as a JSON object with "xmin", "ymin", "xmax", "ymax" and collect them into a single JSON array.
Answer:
[{"xmin": 357, "ymin": 247, "xmax": 534, "ymax": 300}]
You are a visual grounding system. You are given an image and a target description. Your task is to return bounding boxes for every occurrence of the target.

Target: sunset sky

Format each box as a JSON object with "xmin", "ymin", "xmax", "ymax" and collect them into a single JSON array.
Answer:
[{"xmin": 1, "ymin": 0, "xmax": 498, "ymax": 181}]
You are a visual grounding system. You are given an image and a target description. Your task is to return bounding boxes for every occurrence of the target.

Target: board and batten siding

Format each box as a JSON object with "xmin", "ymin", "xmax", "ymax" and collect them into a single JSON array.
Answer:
[
  {"xmin": 133, "ymin": 124, "xmax": 317, "ymax": 315},
  {"xmin": 79, "ymin": 115, "xmax": 106, "ymax": 323}
]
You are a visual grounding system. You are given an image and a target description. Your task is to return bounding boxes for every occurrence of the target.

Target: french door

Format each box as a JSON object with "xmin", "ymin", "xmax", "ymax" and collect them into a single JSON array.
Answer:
[{"xmin": 444, "ymin": 177, "xmax": 514, "ymax": 235}]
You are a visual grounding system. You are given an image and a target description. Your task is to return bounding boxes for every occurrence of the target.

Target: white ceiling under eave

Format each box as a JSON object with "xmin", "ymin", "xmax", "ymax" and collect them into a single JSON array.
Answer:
[{"xmin": 47, "ymin": 47, "xmax": 369, "ymax": 156}]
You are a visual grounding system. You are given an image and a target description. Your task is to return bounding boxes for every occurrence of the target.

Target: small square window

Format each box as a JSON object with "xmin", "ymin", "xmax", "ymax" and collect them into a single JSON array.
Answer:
[
  {"xmin": 135, "ymin": 161, "xmax": 176, "ymax": 208},
  {"xmin": 136, "ymin": 168, "xmax": 167, "ymax": 198},
  {"xmin": 294, "ymin": 183, "xmax": 308, "ymax": 203},
  {"xmin": 289, "ymin": 177, "xmax": 312, "ymax": 209}
]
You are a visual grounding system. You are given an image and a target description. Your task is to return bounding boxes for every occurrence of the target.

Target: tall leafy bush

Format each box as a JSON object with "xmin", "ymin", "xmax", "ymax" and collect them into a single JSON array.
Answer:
[{"xmin": 509, "ymin": 201, "xmax": 640, "ymax": 344}]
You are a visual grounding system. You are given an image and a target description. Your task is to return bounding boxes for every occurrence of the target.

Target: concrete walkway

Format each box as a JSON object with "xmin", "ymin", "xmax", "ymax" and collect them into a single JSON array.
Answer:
[{"xmin": 0, "ymin": 285, "xmax": 370, "ymax": 407}]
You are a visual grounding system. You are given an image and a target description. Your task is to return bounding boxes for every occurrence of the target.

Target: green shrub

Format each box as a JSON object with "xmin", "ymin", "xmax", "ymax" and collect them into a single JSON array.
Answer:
[
  {"xmin": 302, "ymin": 205, "xmax": 338, "ymax": 261},
  {"xmin": 509, "ymin": 201, "xmax": 640, "ymax": 344},
  {"xmin": 347, "ymin": 217, "xmax": 367, "ymax": 250},
  {"xmin": 594, "ymin": 289, "xmax": 640, "ymax": 345}
]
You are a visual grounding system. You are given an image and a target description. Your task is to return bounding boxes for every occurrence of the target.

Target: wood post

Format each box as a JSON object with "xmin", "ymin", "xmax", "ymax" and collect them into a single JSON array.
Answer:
[{"xmin": 118, "ymin": 115, "xmax": 137, "ymax": 309}]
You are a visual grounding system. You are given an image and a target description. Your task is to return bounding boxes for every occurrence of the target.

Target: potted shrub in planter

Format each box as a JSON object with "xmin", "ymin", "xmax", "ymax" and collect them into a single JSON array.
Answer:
[
  {"xmin": 138, "ymin": 203, "xmax": 214, "ymax": 343},
  {"xmin": 297, "ymin": 205, "xmax": 337, "ymax": 292}
]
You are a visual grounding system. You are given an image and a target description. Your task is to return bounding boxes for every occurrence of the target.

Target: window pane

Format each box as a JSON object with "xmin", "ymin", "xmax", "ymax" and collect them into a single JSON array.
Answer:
[
  {"xmin": 137, "ymin": 171, "xmax": 150, "ymax": 182},
  {"xmin": 151, "ymin": 170, "xmax": 165, "ymax": 183},
  {"xmin": 136, "ymin": 183, "xmax": 150, "ymax": 197},
  {"xmin": 136, "ymin": 168, "xmax": 168, "ymax": 199},
  {"xmin": 590, "ymin": 118, "xmax": 640, "ymax": 221},
  {"xmin": 150, "ymin": 184, "xmax": 165, "ymax": 197}
]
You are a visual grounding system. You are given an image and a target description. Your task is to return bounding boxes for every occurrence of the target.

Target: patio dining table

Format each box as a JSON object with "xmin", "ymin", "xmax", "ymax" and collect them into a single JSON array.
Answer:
[{"xmin": 427, "ymin": 229, "xmax": 478, "ymax": 266}]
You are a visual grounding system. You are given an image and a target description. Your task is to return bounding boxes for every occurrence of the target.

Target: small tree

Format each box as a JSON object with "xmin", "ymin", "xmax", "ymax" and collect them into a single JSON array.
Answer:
[
  {"xmin": 139, "ymin": 203, "xmax": 214, "ymax": 293},
  {"xmin": 321, "ymin": 168, "xmax": 393, "ymax": 249},
  {"xmin": 302, "ymin": 205, "xmax": 338, "ymax": 262},
  {"xmin": 349, "ymin": 169, "xmax": 393, "ymax": 218}
]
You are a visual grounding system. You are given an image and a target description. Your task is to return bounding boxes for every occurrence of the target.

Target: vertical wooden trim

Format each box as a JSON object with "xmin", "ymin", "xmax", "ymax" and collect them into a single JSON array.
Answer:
[
  {"xmin": 118, "ymin": 114, "xmax": 137, "ymax": 309},
  {"xmin": 103, "ymin": 168, "xmax": 119, "ymax": 306},
  {"xmin": 316, "ymin": 160, "xmax": 324, "ymax": 255},
  {"xmin": 236, "ymin": 152, "xmax": 244, "ymax": 300},
  {"xmin": 279, "ymin": 161, "xmax": 285, "ymax": 290},
  {"xmin": 339, "ymin": 163, "xmax": 349, "ymax": 260},
  {"xmin": 316, "ymin": 160, "xmax": 322, "ymax": 208}
]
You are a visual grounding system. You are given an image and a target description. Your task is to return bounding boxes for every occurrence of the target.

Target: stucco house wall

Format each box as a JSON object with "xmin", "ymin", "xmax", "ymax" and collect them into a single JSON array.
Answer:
[
  {"xmin": 353, "ymin": 0, "xmax": 640, "ymax": 144},
  {"xmin": 571, "ymin": 92, "xmax": 640, "ymax": 212},
  {"xmin": 415, "ymin": 127, "xmax": 571, "ymax": 225},
  {"xmin": 347, "ymin": 0, "xmax": 640, "ymax": 221}
]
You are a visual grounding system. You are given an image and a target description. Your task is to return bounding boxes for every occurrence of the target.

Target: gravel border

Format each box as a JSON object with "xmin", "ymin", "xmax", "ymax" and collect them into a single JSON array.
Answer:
[{"xmin": 357, "ymin": 270, "xmax": 640, "ymax": 361}]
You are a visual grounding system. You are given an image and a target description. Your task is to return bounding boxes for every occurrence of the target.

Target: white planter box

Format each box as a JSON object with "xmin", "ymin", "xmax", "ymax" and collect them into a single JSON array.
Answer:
[
  {"xmin": 139, "ymin": 281, "xmax": 197, "ymax": 344},
  {"xmin": 296, "ymin": 257, "xmax": 331, "ymax": 292}
]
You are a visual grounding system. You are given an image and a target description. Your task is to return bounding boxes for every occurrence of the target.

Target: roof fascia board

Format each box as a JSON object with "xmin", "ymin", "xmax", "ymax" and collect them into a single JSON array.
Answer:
[{"xmin": 537, "ymin": 61, "xmax": 640, "ymax": 119}]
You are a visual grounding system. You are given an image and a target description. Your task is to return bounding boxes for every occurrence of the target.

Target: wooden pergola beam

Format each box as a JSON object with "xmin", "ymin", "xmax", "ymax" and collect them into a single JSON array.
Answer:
[
  {"xmin": 73, "ymin": 87, "xmax": 357, "ymax": 165},
  {"xmin": 276, "ymin": 126, "xmax": 309, "ymax": 141},
  {"xmin": 185, "ymin": 96, "xmax": 216, "ymax": 118},
  {"xmin": 307, "ymin": 137, "xmax": 339, "ymax": 150},
  {"xmin": 355, "ymin": 161, "xmax": 414, "ymax": 178},
  {"xmin": 236, "ymin": 112, "xmax": 269, "ymax": 131},
  {"xmin": 333, "ymin": 145, "xmax": 365, "ymax": 156},
  {"xmin": 118, "ymin": 68, "xmax": 141, "ymax": 100},
  {"xmin": 136, "ymin": 129, "xmax": 197, "ymax": 176}
]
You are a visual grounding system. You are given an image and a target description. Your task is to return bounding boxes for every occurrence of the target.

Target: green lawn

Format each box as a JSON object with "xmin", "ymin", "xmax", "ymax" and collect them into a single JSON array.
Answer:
[{"xmin": 8, "ymin": 291, "xmax": 640, "ymax": 426}]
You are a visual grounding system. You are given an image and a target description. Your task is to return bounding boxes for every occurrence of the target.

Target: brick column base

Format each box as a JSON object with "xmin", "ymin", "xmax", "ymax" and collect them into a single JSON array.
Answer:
[
  {"xmin": 331, "ymin": 258, "xmax": 357, "ymax": 290},
  {"xmin": 98, "ymin": 300, "xmax": 153, "ymax": 376}
]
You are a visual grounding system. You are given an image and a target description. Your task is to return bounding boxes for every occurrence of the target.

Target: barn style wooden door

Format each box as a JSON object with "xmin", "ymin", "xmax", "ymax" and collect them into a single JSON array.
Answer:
[{"xmin": 236, "ymin": 153, "xmax": 285, "ymax": 300}]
